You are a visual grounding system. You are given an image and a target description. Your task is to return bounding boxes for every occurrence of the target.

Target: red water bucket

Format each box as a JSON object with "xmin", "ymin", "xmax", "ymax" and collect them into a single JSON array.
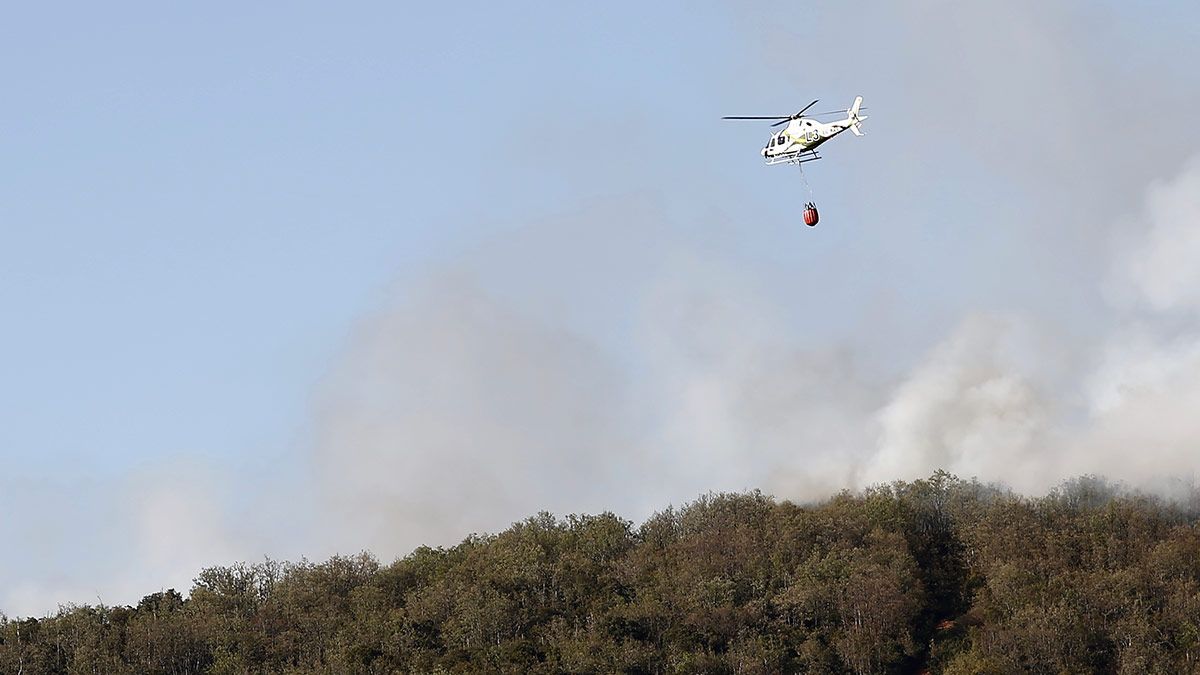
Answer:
[{"xmin": 802, "ymin": 204, "xmax": 819, "ymax": 226}]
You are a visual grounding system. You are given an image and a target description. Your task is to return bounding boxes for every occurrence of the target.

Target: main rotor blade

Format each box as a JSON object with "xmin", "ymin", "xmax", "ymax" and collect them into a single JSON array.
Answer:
[
  {"xmin": 794, "ymin": 100, "xmax": 820, "ymax": 117},
  {"xmin": 809, "ymin": 107, "xmax": 870, "ymax": 117},
  {"xmin": 722, "ymin": 100, "xmax": 860, "ymax": 123}
]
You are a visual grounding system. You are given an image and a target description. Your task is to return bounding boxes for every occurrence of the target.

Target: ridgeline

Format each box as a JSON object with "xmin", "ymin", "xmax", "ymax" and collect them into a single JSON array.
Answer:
[{"xmin": 3, "ymin": 472, "xmax": 1198, "ymax": 674}]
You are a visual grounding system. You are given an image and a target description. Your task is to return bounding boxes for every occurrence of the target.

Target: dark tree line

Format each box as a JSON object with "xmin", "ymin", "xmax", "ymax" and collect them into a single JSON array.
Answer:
[{"xmin": 2, "ymin": 472, "xmax": 1198, "ymax": 673}]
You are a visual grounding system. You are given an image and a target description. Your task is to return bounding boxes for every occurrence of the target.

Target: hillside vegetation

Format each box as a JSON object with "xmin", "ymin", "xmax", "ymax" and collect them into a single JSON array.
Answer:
[{"xmin": 2, "ymin": 472, "xmax": 1199, "ymax": 674}]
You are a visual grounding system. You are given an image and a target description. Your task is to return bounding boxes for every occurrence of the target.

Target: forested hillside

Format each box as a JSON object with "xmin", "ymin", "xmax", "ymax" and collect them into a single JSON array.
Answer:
[{"xmin": 3, "ymin": 472, "xmax": 1199, "ymax": 674}]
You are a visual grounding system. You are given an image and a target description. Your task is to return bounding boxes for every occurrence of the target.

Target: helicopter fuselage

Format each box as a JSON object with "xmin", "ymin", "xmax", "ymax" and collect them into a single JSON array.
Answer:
[{"xmin": 761, "ymin": 116, "xmax": 856, "ymax": 161}]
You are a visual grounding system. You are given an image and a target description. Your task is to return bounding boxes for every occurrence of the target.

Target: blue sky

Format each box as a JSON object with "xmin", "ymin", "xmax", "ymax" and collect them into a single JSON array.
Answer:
[
  {"xmin": 5, "ymin": 2, "xmax": 742, "ymax": 470},
  {"xmin": 3, "ymin": 1, "xmax": 1200, "ymax": 616}
]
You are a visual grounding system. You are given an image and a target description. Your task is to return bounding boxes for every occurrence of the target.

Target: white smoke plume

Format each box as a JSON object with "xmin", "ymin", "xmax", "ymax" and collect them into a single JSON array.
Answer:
[
  {"xmin": 0, "ymin": 462, "xmax": 248, "ymax": 618},
  {"xmin": 1115, "ymin": 158, "xmax": 1200, "ymax": 315},
  {"xmin": 309, "ymin": 143, "xmax": 1200, "ymax": 559},
  {"xmin": 311, "ymin": 272, "xmax": 641, "ymax": 557},
  {"xmin": 865, "ymin": 155, "xmax": 1200, "ymax": 493},
  {"xmin": 863, "ymin": 314, "xmax": 1058, "ymax": 492},
  {"xmin": 308, "ymin": 207, "xmax": 888, "ymax": 558}
]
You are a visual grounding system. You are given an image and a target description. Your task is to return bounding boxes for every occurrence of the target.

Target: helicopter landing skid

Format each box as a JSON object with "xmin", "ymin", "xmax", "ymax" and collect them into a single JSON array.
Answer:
[{"xmin": 766, "ymin": 151, "xmax": 821, "ymax": 166}]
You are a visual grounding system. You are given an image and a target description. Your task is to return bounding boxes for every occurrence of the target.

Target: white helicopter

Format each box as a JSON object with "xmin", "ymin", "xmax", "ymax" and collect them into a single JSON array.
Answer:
[{"xmin": 724, "ymin": 96, "xmax": 867, "ymax": 166}]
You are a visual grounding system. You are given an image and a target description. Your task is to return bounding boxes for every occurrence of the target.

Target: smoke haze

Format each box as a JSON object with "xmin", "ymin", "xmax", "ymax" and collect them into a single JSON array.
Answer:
[{"xmin": 302, "ymin": 1, "xmax": 1200, "ymax": 561}]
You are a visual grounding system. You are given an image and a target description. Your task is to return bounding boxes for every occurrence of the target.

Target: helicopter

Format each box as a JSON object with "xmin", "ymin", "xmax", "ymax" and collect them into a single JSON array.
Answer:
[
  {"xmin": 723, "ymin": 96, "xmax": 867, "ymax": 166},
  {"xmin": 723, "ymin": 96, "xmax": 867, "ymax": 226}
]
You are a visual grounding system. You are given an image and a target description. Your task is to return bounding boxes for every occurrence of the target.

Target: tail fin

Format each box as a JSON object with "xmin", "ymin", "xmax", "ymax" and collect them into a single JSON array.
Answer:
[{"xmin": 847, "ymin": 95, "xmax": 867, "ymax": 136}]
